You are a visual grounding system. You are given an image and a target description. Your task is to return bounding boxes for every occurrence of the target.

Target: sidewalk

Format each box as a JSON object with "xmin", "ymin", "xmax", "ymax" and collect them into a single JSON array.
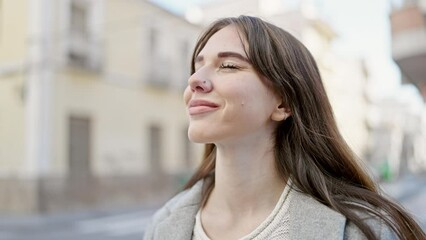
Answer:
[
  {"xmin": 0, "ymin": 175, "xmax": 425, "ymax": 240},
  {"xmin": 380, "ymin": 173, "xmax": 426, "ymax": 230}
]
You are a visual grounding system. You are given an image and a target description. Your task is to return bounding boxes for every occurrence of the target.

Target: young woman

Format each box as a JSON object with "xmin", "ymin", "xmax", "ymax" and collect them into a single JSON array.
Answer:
[{"xmin": 144, "ymin": 16, "xmax": 426, "ymax": 240}]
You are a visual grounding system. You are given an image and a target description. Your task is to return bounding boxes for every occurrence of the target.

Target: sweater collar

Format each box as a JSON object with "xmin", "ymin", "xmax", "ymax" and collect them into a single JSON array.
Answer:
[{"xmin": 153, "ymin": 179, "xmax": 346, "ymax": 240}]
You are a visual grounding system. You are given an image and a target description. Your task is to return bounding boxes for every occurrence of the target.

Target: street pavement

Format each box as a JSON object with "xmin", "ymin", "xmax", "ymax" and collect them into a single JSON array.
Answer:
[
  {"xmin": 380, "ymin": 173, "xmax": 426, "ymax": 230},
  {"xmin": 0, "ymin": 207, "xmax": 156, "ymax": 240},
  {"xmin": 0, "ymin": 174, "xmax": 425, "ymax": 240}
]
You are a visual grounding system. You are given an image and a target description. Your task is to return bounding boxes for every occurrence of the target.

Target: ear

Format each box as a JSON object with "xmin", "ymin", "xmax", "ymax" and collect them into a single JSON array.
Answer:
[{"xmin": 271, "ymin": 101, "xmax": 291, "ymax": 122}]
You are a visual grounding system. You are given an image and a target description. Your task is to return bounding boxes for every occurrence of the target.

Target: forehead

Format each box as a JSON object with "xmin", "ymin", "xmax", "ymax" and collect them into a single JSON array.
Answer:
[{"xmin": 199, "ymin": 25, "xmax": 247, "ymax": 56}]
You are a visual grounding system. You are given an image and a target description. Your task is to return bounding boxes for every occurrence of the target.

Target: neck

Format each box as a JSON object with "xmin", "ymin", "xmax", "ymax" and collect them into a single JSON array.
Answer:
[{"xmin": 205, "ymin": 137, "xmax": 286, "ymax": 216}]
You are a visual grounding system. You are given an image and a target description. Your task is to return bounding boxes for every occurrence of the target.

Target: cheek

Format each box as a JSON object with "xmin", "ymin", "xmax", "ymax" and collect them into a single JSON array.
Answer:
[
  {"xmin": 231, "ymin": 86, "xmax": 274, "ymax": 119},
  {"xmin": 221, "ymin": 90, "xmax": 254, "ymax": 121},
  {"xmin": 231, "ymin": 85, "xmax": 259, "ymax": 108}
]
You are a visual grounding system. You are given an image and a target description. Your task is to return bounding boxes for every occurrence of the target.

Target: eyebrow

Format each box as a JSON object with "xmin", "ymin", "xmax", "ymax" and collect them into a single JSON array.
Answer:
[{"xmin": 195, "ymin": 51, "xmax": 251, "ymax": 64}]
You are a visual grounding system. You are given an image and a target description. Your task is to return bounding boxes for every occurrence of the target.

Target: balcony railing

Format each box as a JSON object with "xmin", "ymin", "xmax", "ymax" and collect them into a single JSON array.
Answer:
[{"xmin": 68, "ymin": 31, "xmax": 102, "ymax": 72}]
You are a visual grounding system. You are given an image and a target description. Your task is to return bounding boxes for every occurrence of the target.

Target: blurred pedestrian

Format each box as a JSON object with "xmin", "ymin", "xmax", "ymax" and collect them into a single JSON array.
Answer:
[{"xmin": 144, "ymin": 15, "xmax": 426, "ymax": 240}]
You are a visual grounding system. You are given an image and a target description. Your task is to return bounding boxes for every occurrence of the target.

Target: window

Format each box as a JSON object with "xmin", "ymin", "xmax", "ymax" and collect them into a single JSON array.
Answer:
[
  {"xmin": 146, "ymin": 27, "xmax": 169, "ymax": 88},
  {"xmin": 181, "ymin": 39, "xmax": 189, "ymax": 64},
  {"xmin": 68, "ymin": 1, "xmax": 101, "ymax": 71},
  {"xmin": 68, "ymin": 116, "xmax": 92, "ymax": 180},
  {"xmin": 69, "ymin": 1, "xmax": 88, "ymax": 68},
  {"xmin": 0, "ymin": 0, "xmax": 3, "ymax": 42},
  {"xmin": 180, "ymin": 39, "xmax": 190, "ymax": 88},
  {"xmin": 71, "ymin": 2, "xmax": 88, "ymax": 37},
  {"xmin": 183, "ymin": 125, "xmax": 192, "ymax": 169},
  {"xmin": 149, "ymin": 125, "xmax": 163, "ymax": 173},
  {"xmin": 149, "ymin": 27, "xmax": 158, "ymax": 56}
]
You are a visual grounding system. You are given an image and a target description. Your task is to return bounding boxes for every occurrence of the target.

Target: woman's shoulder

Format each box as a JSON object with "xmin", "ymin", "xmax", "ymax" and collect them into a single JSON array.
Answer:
[
  {"xmin": 345, "ymin": 219, "xmax": 397, "ymax": 240},
  {"xmin": 289, "ymin": 188, "xmax": 347, "ymax": 239},
  {"xmin": 143, "ymin": 180, "xmax": 204, "ymax": 239},
  {"xmin": 289, "ymin": 188, "xmax": 396, "ymax": 239},
  {"xmin": 153, "ymin": 180, "xmax": 203, "ymax": 219}
]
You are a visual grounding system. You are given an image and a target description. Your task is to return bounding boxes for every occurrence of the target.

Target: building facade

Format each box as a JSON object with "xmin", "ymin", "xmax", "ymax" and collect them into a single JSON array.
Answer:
[
  {"xmin": 0, "ymin": 0, "xmax": 202, "ymax": 214},
  {"xmin": 391, "ymin": 0, "xmax": 426, "ymax": 101},
  {"xmin": 365, "ymin": 96, "xmax": 424, "ymax": 179},
  {"xmin": 387, "ymin": 0, "xmax": 426, "ymax": 177}
]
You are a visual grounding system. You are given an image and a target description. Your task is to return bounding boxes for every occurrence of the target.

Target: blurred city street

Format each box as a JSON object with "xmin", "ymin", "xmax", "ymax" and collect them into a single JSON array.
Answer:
[
  {"xmin": 380, "ymin": 173, "xmax": 426, "ymax": 230},
  {"xmin": 0, "ymin": 207, "xmax": 157, "ymax": 240},
  {"xmin": 0, "ymin": 174, "xmax": 425, "ymax": 240},
  {"xmin": 1, "ymin": 0, "xmax": 426, "ymax": 239}
]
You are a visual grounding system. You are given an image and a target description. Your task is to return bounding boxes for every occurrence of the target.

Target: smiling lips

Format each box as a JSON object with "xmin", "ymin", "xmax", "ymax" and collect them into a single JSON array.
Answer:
[{"xmin": 188, "ymin": 99, "xmax": 219, "ymax": 115}]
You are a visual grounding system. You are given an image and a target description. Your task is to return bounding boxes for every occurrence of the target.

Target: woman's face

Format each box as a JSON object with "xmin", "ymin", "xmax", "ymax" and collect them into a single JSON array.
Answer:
[{"xmin": 183, "ymin": 25, "xmax": 284, "ymax": 144}]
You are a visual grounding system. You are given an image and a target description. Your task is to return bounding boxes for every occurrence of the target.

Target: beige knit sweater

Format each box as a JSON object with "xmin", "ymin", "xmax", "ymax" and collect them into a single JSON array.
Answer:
[{"xmin": 192, "ymin": 183, "xmax": 292, "ymax": 240}]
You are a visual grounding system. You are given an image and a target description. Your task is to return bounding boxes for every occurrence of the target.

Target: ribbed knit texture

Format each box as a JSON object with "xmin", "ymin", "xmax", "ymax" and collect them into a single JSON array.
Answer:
[{"xmin": 192, "ymin": 183, "xmax": 292, "ymax": 240}]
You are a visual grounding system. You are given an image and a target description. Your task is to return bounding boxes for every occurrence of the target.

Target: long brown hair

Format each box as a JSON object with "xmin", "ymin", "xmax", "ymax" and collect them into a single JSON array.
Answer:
[{"xmin": 184, "ymin": 16, "xmax": 425, "ymax": 239}]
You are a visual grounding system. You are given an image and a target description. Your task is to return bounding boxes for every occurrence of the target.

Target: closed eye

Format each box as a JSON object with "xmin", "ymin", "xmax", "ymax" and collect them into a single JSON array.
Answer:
[{"xmin": 219, "ymin": 62, "xmax": 240, "ymax": 70}]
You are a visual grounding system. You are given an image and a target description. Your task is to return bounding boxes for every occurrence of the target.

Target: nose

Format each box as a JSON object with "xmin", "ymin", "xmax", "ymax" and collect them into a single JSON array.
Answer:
[{"xmin": 188, "ymin": 71, "xmax": 213, "ymax": 93}]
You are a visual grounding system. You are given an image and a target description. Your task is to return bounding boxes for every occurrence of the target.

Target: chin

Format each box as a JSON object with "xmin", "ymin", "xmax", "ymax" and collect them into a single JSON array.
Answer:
[
  {"xmin": 188, "ymin": 129, "xmax": 214, "ymax": 143},
  {"xmin": 188, "ymin": 134, "xmax": 210, "ymax": 144}
]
